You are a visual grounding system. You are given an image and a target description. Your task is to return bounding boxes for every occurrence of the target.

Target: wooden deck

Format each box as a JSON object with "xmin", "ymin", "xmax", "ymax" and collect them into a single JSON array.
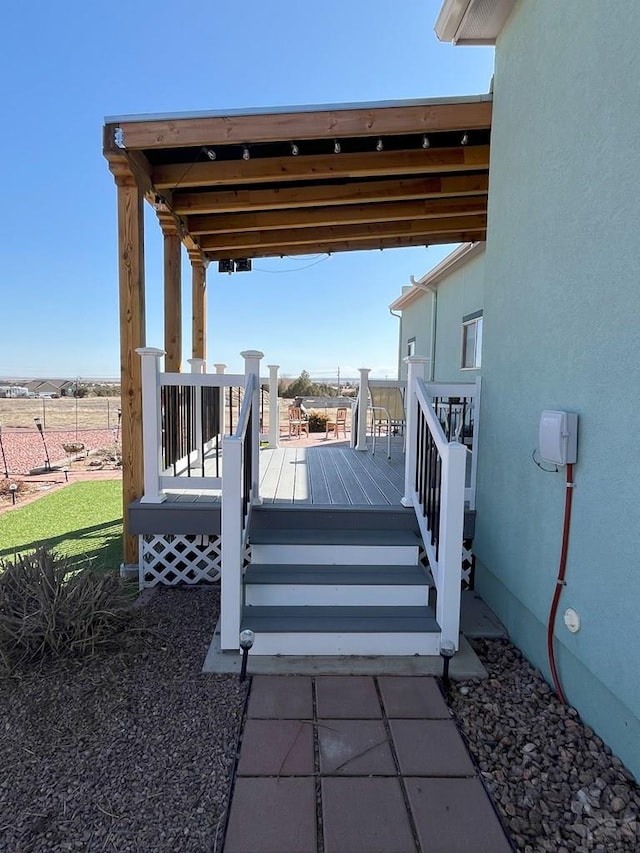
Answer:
[{"xmin": 259, "ymin": 438, "xmax": 404, "ymax": 506}]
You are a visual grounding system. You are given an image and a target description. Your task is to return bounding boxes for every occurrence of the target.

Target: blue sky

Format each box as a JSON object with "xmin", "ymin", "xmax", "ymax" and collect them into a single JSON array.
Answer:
[{"xmin": 0, "ymin": 0, "xmax": 494, "ymax": 380}]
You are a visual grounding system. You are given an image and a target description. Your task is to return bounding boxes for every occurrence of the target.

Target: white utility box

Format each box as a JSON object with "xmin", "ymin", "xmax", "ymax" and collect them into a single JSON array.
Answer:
[{"xmin": 538, "ymin": 410, "xmax": 578, "ymax": 465}]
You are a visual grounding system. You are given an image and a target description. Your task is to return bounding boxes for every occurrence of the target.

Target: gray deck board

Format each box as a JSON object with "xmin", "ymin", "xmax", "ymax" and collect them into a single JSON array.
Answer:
[{"xmin": 258, "ymin": 440, "xmax": 405, "ymax": 507}]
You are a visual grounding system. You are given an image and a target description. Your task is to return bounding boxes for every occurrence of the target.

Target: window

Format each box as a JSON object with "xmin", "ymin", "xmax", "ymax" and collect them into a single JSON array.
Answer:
[
  {"xmin": 407, "ymin": 337, "xmax": 416, "ymax": 357},
  {"xmin": 461, "ymin": 311, "xmax": 483, "ymax": 369}
]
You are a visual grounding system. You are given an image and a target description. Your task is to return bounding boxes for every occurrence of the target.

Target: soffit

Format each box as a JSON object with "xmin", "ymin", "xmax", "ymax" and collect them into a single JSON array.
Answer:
[{"xmin": 103, "ymin": 96, "xmax": 492, "ymax": 264}]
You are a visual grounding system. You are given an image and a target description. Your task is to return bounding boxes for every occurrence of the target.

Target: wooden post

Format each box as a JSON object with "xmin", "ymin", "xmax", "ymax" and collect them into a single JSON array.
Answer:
[
  {"xmin": 160, "ymin": 216, "xmax": 182, "ymax": 373},
  {"xmin": 401, "ymin": 356, "xmax": 429, "ymax": 507},
  {"xmin": 267, "ymin": 364, "xmax": 280, "ymax": 449},
  {"xmin": 356, "ymin": 368, "xmax": 370, "ymax": 451},
  {"xmin": 115, "ymin": 173, "xmax": 146, "ymax": 566},
  {"xmin": 191, "ymin": 255, "xmax": 207, "ymax": 363}
]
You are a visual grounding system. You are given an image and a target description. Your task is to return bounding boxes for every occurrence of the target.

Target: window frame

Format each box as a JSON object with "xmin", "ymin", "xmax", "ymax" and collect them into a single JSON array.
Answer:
[{"xmin": 461, "ymin": 311, "xmax": 483, "ymax": 370}]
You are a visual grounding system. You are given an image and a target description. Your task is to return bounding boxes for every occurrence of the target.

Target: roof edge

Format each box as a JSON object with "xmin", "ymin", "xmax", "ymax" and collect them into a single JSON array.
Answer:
[
  {"xmin": 104, "ymin": 94, "xmax": 492, "ymax": 126},
  {"xmin": 389, "ymin": 241, "xmax": 485, "ymax": 310}
]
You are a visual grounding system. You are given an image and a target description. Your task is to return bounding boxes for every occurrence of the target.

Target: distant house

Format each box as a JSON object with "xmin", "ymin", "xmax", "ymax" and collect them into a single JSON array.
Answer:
[{"xmin": 24, "ymin": 379, "xmax": 75, "ymax": 398}]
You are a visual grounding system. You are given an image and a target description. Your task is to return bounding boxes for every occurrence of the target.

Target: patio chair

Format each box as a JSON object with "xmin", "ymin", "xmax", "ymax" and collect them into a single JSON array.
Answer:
[
  {"xmin": 288, "ymin": 406, "xmax": 309, "ymax": 438},
  {"xmin": 325, "ymin": 406, "xmax": 348, "ymax": 439},
  {"xmin": 368, "ymin": 386, "xmax": 406, "ymax": 458}
]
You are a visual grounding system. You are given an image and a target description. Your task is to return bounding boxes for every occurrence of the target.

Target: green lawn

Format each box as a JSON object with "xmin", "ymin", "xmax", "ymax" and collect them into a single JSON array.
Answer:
[{"xmin": 0, "ymin": 481, "xmax": 123, "ymax": 571}]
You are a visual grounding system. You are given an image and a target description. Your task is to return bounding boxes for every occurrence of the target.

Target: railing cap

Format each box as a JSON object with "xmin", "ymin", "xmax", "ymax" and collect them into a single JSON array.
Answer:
[
  {"xmin": 404, "ymin": 355, "xmax": 430, "ymax": 364},
  {"xmin": 136, "ymin": 347, "xmax": 165, "ymax": 357},
  {"xmin": 240, "ymin": 350, "xmax": 264, "ymax": 359}
]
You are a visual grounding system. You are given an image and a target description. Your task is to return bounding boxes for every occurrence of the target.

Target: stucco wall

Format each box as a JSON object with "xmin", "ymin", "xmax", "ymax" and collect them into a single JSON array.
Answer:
[
  {"xmin": 433, "ymin": 249, "xmax": 484, "ymax": 381},
  {"xmin": 476, "ymin": 0, "xmax": 640, "ymax": 778},
  {"xmin": 397, "ymin": 247, "xmax": 485, "ymax": 381}
]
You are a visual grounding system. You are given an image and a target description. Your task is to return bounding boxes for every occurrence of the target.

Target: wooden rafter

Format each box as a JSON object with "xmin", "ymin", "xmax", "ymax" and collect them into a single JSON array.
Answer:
[
  {"xmin": 108, "ymin": 99, "xmax": 492, "ymax": 151},
  {"xmin": 151, "ymin": 146, "xmax": 490, "ymax": 190}
]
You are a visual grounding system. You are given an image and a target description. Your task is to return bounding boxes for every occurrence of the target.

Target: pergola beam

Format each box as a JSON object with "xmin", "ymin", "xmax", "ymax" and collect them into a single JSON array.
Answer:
[
  {"xmin": 107, "ymin": 99, "xmax": 492, "ymax": 151},
  {"xmin": 203, "ymin": 229, "xmax": 486, "ymax": 261},
  {"xmin": 151, "ymin": 146, "xmax": 490, "ymax": 190},
  {"xmin": 172, "ymin": 174, "xmax": 489, "ymax": 216},
  {"xmin": 187, "ymin": 196, "xmax": 488, "ymax": 235},
  {"xmin": 199, "ymin": 214, "xmax": 487, "ymax": 253}
]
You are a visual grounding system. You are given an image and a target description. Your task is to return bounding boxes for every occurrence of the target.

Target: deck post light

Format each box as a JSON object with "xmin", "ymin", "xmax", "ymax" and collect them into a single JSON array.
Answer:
[
  {"xmin": 9, "ymin": 483, "xmax": 17, "ymax": 505},
  {"xmin": 239, "ymin": 629, "xmax": 255, "ymax": 683},
  {"xmin": 34, "ymin": 418, "xmax": 51, "ymax": 471},
  {"xmin": 0, "ymin": 424, "xmax": 8, "ymax": 478},
  {"xmin": 440, "ymin": 640, "xmax": 456, "ymax": 687}
]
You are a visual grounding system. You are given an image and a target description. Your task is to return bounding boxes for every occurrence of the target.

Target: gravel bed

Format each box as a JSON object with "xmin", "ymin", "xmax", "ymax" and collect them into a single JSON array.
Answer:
[
  {"xmin": 1, "ymin": 429, "xmax": 116, "ymax": 475},
  {"xmin": 449, "ymin": 639, "xmax": 639, "ymax": 853},
  {"xmin": 0, "ymin": 587, "xmax": 247, "ymax": 852}
]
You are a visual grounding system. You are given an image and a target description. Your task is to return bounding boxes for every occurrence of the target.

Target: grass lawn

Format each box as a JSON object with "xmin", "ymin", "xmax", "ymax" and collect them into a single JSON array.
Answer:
[{"xmin": 0, "ymin": 481, "xmax": 122, "ymax": 571}]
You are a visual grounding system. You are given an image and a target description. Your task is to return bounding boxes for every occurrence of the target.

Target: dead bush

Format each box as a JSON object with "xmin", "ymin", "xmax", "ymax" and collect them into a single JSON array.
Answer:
[{"xmin": 0, "ymin": 547, "xmax": 140, "ymax": 672}]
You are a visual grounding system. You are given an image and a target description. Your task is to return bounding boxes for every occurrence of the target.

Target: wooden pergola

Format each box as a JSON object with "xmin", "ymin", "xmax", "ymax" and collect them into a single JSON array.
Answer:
[{"xmin": 103, "ymin": 95, "xmax": 492, "ymax": 564}]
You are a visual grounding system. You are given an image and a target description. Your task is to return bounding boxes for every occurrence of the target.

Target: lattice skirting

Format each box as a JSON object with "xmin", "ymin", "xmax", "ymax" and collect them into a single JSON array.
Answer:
[
  {"xmin": 418, "ymin": 539, "xmax": 475, "ymax": 591},
  {"xmin": 139, "ymin": 533, "xmax": 253, "ymax": 588}
]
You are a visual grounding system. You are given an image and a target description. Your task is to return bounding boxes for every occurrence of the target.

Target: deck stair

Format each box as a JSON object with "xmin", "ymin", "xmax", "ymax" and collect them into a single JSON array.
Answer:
[{"xmin": 241, "ymin": 505, "xmax": 440, "ymax": 656}]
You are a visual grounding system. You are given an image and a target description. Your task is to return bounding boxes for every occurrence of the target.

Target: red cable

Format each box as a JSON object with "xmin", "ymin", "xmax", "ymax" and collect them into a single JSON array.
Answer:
[{"xmin": 547, "ymin": 462, "xmax": 574, "ymax": 705}]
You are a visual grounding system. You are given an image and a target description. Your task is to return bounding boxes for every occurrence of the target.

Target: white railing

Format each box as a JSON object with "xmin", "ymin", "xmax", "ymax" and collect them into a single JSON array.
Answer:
[
  {"xmin": 137, "ymin": 348, "xmax": 269, "ymax": 502},
  {"xmin": 402, "ymin": 360, "xmax": 467, "ymax": 650}
]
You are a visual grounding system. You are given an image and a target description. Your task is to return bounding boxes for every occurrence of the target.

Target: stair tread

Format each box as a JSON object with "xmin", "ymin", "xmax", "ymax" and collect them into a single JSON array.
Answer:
[
  {"xmin": 241, "ymin": 605, "xmax": 439, "ymax": 633},
  {"xmin": 250, "ymin": 528, "xmax": 420, "ymax": 546},
  {"xmin": 244, "ymin": 564, "xmax": 431, "ymax": 585}
]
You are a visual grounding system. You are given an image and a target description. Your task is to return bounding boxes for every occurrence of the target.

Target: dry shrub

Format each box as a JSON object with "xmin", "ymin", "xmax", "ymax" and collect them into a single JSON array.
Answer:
[
  {"xmin": 307, "ymin": 410, "xmax": 329, "ymax": 433},
  {"xmin": 0, "ymin": 547, "xmax": 139, "ymax": 672}
]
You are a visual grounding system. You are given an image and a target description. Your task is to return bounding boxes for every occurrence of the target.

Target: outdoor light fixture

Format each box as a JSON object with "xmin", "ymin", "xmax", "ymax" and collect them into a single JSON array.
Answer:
[
  {"xmin": 34, "ymin": 418, "xmax": 51, "ymax": 471},
  {"xmin": 9, "ymin": 483, "xmax": 17, "ymax": 505},
  {"xmin": 422, "ymin": 135, "xmax": 430, "ymax": 149},
  {"xmin": 0, "ymin": 423, "xmax": 8, "ymax": 478},
  {"xmin": 461, "ymin": 132, "xmax": 469, "ymax": 146},
  {"xmin": 440, "ymin": 640, "xmax": 456, "ymax": 687},
  {"xmin": 333, "ymin": 139, "xmax": 341, "ymax": 154},
  {"xmin": 242, "ymin": 146, "xmax": 250, "ymax": 161},
  {"xmin": 234, "ymin": 259, "xmax": 252, "ymax": 273},
  {"xmin": 290, "ymin": 143, "xmax": 299, "ymax": 156},
  {"xmin": 239, "ymin": 629, "xmax": 255, "ymax": 682},
  {"xmin": 115, "ymin": 408, "xmax": 122, "ymax": 444},
  {"xmin": 62, "ymin": 466, "xmax": 69, "ymax": 482},
  {"xmin": 205, "ymin": 148, "xmax": 216, "ymax": 160},
  {"xmin": 376, "ymin": 138, "xmax": 384, "ymax": 152},
  {"xmin": 218, "ymin": 259, "xmax": 234, "ymax": 274}
]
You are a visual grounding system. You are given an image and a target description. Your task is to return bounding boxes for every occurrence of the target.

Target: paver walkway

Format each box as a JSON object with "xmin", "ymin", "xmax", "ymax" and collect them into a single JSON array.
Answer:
[{"xmin": 223, "ymin": 675, "xmax": 513, "ymax": 853}]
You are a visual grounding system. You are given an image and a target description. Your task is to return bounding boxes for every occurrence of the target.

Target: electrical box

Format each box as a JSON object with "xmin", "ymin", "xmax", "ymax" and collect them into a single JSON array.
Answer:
[{"xmin": 538, "ymin": 410, "xmax": 578, "ymax": 465}]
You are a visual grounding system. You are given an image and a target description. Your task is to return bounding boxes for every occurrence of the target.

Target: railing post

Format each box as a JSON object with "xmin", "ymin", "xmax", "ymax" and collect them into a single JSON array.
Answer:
[
  {"xmin": 221, "ymin": 435, "xmax": 242, "ymax": 650},
  {"xmin": 401, "ymin": 356, "xmax": 429, "ymax": 507},
  {"xmin": 267, "ymin": 364, "xmax": 280, "ymax": 449},
  {"xmin": 136, "ymin": 347, "xmax": 166, "ymax": 504},
  {"xmin": 356, "ymin": 368, "xmax": 371, "ymax": 451},
  {"xmin": 241, "ymin": 350, "xmax": 264, "ymax": 502},
  {"xmin": 213, "ymin": 363, "xmax": 227, "ymax": 439},
  {"xmin": 437, "ymin": 441, "xmax": 467, "ymax": 650},
  {"xmin": 188, "ymin": 357, "xmax": 205, "ymax": 467}
]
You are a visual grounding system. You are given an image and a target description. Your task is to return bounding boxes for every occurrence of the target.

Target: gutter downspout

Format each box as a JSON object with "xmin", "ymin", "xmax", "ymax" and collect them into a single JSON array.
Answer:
[
  {"xmin": 410, "ymin": 277, "xmax": 437, "ymax": 381},
  {"xmin": 389, "ymin": 307, "xmax": 403, "ymax": 379}
]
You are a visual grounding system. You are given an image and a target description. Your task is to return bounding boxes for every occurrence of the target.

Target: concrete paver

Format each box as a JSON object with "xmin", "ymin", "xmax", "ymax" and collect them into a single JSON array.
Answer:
[
  {"xmin": 405, "ymin": 777, "xmax": 514, "ymax": 853},
  {"xmin": 236, "ymin": 719, "xmax": 314, "ymax": 776},
  {"xmin": 247, "ymin": 674, "xmax": 313, "ymax": 718},
  {"xmin": 378, "ymin": 675, "xmax": 451, "ymax": 718},
  {"xmin": 224, "ymin": 675, "xmax": 512, "ymax": 853},
  {"xmin": 390, "ymin": 718, "xmax": 476, "ymax": 776},
  {"xmin": 322, "ymin": 777, "xmax": 416, "ymax": 853},
  {"xmin": 315, "ymin": 675, "xmax": 381, "ymax": 718},
  {"xmin": 317, "ymin": 719, "xmax": 396, "ymax": 775},
  {"xmin": 224, "ymin": 777, "xmax": 317, "ymax": 853}
]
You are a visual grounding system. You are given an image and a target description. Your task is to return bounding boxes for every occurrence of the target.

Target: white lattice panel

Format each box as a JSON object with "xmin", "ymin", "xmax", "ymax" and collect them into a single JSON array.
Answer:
[
  {"xmin": 419, "ymin": 541, "xmax": 475, "ymax": 590},
  {"xmin": 140, "ymin": 533, "xmax": 223, "ymax": 588}
]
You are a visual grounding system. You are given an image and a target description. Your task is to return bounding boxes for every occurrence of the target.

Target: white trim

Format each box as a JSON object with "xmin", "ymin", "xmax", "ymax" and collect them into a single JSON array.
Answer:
[
  {"xmin": 245, "ymin": 585, "xmax": 428, "ymax": 607},
  {"xmin": 389, "ymin": 242, "xmax": 485, "ymax": 311},
  {"xmin": 435, "ymin": 0, "xmax": 514, "ymax": 45},
  {"xmin": 248, "ymin": 631, "xmax": 441, "ymax": 657}
]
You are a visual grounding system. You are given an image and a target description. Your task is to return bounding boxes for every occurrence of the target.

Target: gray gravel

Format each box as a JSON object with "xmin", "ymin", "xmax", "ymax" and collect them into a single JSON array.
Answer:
[
  {"xmin": 450, "ymin": 639, "xmax": 639, "ymax": 853},
  {"xmin": 0, "ymin": 587, "xmax": 247, "ymax": 852}
]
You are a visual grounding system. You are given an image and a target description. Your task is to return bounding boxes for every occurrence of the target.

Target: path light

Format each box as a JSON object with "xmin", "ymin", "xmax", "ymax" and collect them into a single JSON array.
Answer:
[
  {"xmin": 62, "ymin": 467, "xmax": 69, "ymax": 482},
  {"xmin": 115, "ymin": 408, "xmax": 122, "ymax": 443},
  {"xmin": 9, "ymin": 483, "xmax": 17, "ymax": 505},
  {"xmin": 34, "ymin": 418, "xmax": 51, "ymax": 471},
  {"xmin": 0, "ymin": 423, "xmax": 8, "ymax": 478},
  {"xmin": 239, "ymin": 629, "xmax": 255, "ymax": 683},
  {"xmin": 440, "ymin": 640, "xmax": 456, "ymax": 687}
]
